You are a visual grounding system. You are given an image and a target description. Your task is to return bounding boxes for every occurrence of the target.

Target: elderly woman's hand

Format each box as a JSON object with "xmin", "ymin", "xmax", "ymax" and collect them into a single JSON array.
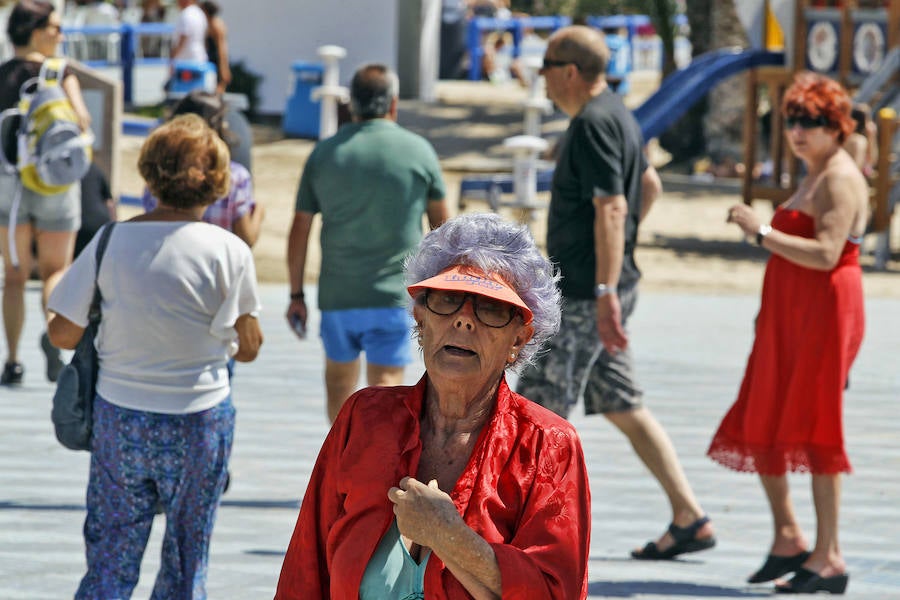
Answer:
[
  {"xmin": 726, "ymin": 203, "xmax": 762, "ymax": 238},
  {"xmin": 388, "ymin": 476, "xmax": 460, "ymax": 549}
]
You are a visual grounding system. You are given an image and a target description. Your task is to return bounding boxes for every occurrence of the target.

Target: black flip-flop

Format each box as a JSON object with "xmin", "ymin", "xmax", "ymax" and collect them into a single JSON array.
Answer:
[{"xmin": 631, "ymin": 515, "xmax": 717, "ymax": 560}]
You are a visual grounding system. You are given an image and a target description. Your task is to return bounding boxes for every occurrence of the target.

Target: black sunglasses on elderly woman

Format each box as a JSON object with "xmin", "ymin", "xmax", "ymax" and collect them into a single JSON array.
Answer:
[{"xmin": 423, "ymin": 289, "xmax": 518, "ymax": 328}]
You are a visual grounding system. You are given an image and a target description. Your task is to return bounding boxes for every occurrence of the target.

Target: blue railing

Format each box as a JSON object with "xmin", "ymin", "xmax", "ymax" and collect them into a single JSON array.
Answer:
[
  {"xmin": 466, "ymin": 16, "xmax": 571, "ymax": 80},
  {"xmin": 62, "ymin": 22, "xmax": 176, "ymax": 105},
  {"xmin": 467, "ymin": 13, "xmax": 689, "ymax": 80}
]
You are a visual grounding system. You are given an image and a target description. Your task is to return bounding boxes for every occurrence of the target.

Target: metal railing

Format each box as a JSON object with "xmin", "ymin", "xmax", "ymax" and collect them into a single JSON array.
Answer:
[{"xmin": 61, "ymin": 22, "xmax": 177, "ymax": 105}]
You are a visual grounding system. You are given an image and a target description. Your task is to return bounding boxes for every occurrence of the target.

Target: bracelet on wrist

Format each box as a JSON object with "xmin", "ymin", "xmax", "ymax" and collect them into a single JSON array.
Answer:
[{"xmin": 290, "ymin": 290, "xmax": 305, "ymax": 301}]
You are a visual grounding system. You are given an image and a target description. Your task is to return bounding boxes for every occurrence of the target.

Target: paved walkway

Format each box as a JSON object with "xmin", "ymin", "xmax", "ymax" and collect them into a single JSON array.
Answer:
[{"xmin": 1, "ymin": 282, "xmax": 898, "ymax": 599}]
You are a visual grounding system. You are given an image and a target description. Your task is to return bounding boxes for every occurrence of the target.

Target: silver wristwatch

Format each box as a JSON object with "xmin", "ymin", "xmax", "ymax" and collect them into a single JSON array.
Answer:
[
  {"xmin": 756, "ymin": 224, "xmax": 773, "ymax": 246},
  {"xmin": 594, "ymin": 284, "xmax": 616, "ymax": 298}
]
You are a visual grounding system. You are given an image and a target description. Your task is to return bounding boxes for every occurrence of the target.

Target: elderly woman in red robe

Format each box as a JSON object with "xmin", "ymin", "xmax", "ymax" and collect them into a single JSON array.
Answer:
[{"xmin": 275, "ymin": 213, "xmax": 591, "ymax": 599}]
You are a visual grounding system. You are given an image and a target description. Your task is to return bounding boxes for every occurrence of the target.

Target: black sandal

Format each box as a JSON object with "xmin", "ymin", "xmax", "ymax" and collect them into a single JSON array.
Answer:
[
  {"xmin": 748, "ymin": 550, "xmax": 810, "ymax": 583},
  {"xmin": 631, "ymin": 515, "xmax": 716, "ymax": 560},
  {"xmin": 775, "ymin": 567, "xmax": 849, "ymax": 594}
]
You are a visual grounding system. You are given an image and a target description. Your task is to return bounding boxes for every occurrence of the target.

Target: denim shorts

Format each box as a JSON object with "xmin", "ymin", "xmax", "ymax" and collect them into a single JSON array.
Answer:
[
  {"xmin": 0, "ymin": 172, "xmax": 81, "ymax": 231},
  {"xmin": 320, "ymin": 307, "xmax": 414, "ymax": 366}
]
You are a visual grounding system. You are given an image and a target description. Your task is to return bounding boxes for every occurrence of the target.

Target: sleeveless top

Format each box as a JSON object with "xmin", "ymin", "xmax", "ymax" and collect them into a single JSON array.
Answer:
[{"xmin": 707, "ymin": 208, "xmax": 864, "ymax": 475}]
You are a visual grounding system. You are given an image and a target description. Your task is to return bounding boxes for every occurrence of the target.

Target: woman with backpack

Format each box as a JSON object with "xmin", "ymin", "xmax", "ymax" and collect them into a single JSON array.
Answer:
[{"xmin": 0, "ymin": 0, "xmax": 92, "ymax": 386}]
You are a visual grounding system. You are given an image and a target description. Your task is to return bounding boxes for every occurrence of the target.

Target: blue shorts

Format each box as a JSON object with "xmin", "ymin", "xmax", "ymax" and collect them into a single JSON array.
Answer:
[{"xmin": 320, "ymin": 308, "xmax": 414, "ymax": 366}]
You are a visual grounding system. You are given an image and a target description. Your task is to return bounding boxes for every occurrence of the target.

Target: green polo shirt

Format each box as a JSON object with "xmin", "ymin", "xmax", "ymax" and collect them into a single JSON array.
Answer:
[{"xmin": 296, "ymin": 119, "xmax": 445, "ymax": 310}]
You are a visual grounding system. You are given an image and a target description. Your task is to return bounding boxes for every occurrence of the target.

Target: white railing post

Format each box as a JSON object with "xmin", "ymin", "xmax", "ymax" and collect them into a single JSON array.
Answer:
[
  {"xmin": 311, "ymin": 45, "xmax": 349, "ymax": 139},
  {"xmin": 519, "ymin": 55, "xmax": 552, "ymax": 138},
  {"xmin": 503, "ymin": 135, "xmax": 549, "ymax": 219}
]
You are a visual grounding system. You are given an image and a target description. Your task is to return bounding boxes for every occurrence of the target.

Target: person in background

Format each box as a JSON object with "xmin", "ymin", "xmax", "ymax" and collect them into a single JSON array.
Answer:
[
  {"xmin": 601, "ymin": 25, "xmax": 630, "ymax": 94},
  {"xmin": 286, "ymin": 63, "xmax": 447, "ymax": 423},
  {"xmin": 142, "ymin": 90, "xmax": 264, "ymax": 247},
  {"xmin": 48, "ymin": 114, "xmax": 262, "ymax": 598},
  {"xmin": 516, "ymin": 25, "xmax": 717, "ymax": 560},
  {"xmin": 170, "ymin": 0, "xmax": 206, "ymax": 64},
  {"xmin": 439, "ymin": 0, "xmax": 468, "ymax": 80},
  {"xmin": 74, "ymin": 162, "xmax": 116, "ymax": 259},
  {"xmin": 0, "ymin": 0, "xmax": 91, "ymax": 386},
  {"xmin": 844, "ymin": 103, "xmax": 876, "ymax": 177},
  {"xmin": 275, "ymin": 213, "xmax": 590, "ymax": 599},
  {"xmin": 709, "ymin": 72, "xmax": 866, "ymax": 595},
  {"xmin": 199, "ymin": 1, "xmax": 230, "ymax": 95},
  {"xmin": 139, "ymin": 0, "xmax": 166, "ymax": 58}
]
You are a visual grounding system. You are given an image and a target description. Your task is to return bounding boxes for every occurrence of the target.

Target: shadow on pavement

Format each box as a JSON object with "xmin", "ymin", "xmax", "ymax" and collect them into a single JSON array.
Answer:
[
  {"xmin": 588, "ymin": 580, "xmax": 770, "ymax": 597},
  {"xmin": 220, "ymin": 499, "xmax": 301, "ymax": 509},
  {"xmin": 244, "ymin": 549, "xmax": 287, "ymax": 557},
  {"xmin": 0, "ymin": 501, "xmax": 85, "ymax": 511},
  {"xmin": 645, "ymin": 234, "xmax": 769, "ymax": 263},
  {"xmin": 398, "ymin": 98, "xmax": 567, "ymax": 163}
]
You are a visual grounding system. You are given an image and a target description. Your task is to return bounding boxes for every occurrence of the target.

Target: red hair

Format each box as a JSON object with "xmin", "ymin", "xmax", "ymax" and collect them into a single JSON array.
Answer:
[{"xmin": 782, "ymin": 72, "xmax": 854, "ymax": 143}]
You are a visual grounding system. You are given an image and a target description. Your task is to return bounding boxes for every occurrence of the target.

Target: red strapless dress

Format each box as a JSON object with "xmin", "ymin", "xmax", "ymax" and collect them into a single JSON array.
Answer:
[{"xmin": 708, "ymin": 209, "xmax": 865, "ymax": 474}]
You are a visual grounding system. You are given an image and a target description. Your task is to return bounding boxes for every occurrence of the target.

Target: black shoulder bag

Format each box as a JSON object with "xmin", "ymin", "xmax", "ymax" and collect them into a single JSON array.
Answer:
[{"xmin": 51, "ymin": 222, "xmax": 116, "ymax": 451}]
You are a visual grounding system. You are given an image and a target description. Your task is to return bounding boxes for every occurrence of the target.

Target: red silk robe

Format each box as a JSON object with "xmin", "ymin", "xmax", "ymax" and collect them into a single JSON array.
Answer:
[{"xmin": 275, "ymin": 376, "xmax": 591, "ymax": 599}]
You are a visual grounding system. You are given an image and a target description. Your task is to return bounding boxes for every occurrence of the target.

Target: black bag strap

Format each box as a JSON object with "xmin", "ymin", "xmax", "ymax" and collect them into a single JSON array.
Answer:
[{"xmin": 88, "ymin": 222, "xmax": 116, "ymax": 324}]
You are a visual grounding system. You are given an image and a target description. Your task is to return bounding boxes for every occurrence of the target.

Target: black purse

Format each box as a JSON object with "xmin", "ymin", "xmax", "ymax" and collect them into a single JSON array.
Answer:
[{"xmin": 51, "ymin": 222, "xmax": 116, "ymax": 451}]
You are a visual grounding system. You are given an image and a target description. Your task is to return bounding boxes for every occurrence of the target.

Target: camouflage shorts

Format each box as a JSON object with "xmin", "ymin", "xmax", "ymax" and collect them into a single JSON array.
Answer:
[{"xmin": 517, "ymin": 285, "xmax": 643, "ymax": 418}]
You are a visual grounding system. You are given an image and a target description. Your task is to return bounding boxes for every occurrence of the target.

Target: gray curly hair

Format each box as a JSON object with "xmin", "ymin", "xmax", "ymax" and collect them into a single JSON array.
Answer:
[{"xmin": 404, "ymin": 213, "xmax": 561, "ymax": 372}]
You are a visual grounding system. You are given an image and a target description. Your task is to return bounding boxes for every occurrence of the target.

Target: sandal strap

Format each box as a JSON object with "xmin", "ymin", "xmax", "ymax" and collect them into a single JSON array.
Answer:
[{"xmin": 667, "ymin": 515, "xmax": 710, "ymax": 544}]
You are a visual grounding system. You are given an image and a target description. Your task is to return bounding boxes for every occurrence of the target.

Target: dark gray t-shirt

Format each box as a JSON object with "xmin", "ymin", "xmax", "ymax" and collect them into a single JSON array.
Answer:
[{"xmin": 547, "ymin": 90, "xmax": 648, "ymax": 299}]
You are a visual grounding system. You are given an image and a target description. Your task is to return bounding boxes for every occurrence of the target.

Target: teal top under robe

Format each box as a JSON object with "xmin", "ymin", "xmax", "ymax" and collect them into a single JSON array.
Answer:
[{"xmin": 359, "ymin": 519, "xmax": 431, "ymax": 600}]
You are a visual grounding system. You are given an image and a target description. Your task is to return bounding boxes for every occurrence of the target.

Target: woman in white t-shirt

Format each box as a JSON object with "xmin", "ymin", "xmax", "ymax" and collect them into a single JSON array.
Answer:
[
  {"xmin": 47, "ymin": 113, "xmax": 263, "ymax": 599},
  {"xmin": 171, "ymin": 0, "xmax": 207, "ymax": 63}
]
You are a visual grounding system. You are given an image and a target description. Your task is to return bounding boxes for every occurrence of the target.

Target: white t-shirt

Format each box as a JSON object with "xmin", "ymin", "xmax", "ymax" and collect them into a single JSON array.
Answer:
[
  {"xmin": 173, "ymin": 3, "xmax": 208, "ymax": 62},
  {"xmin": 49, "ymin": 222, "xmax": 261, "ymax": 415}
]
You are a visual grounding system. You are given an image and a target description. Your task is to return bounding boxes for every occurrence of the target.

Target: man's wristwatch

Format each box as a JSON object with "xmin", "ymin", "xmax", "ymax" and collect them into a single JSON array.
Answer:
[
  {"xmin": 756, "ymin": 224, "xmax": 773, "ymax": 246},
  {"xmin": 594, "ymin": 283, "xmax": 616, "ymax": 298},
  {"xmin": 290, "ymin": 290, "xmax": 305, "ymax": 301}
]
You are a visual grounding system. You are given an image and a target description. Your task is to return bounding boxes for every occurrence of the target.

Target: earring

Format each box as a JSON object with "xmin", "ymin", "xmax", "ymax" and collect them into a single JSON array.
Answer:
[{"xmin": 509, "ymin": 352, "xmax": 517, "ymax": 361}]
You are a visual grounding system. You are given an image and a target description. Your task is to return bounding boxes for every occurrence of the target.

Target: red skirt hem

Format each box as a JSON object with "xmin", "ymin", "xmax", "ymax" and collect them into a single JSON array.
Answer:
[{"xmin": 708, "ymin": 436, "xmax": 852, "ymax": 476}]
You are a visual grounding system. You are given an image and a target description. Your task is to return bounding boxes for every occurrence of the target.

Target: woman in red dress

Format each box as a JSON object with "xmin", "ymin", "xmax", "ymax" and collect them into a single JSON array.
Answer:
[{"xmin": 708, "ymin": 72, "xmax": 867, "ymax": 595}]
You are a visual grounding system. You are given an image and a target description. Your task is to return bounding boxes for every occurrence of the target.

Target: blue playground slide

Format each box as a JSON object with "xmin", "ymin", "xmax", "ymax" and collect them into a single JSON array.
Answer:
[
  {"xmin": 460, "ymin": 48, "xmax": 785, "ymax": 201},
  {"xmin": 635, "ymin": 47, "xmax": 784, "ymax": 140},
  {"xmin": 853, "ymin": 46, "xmax": 900, "ymax": 111}
]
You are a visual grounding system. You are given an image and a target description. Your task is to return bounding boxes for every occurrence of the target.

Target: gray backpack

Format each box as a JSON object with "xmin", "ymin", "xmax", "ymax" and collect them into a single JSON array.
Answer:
[{"xmin": 0, "ymin": 57, "xmax": 93, "ymax": 195}]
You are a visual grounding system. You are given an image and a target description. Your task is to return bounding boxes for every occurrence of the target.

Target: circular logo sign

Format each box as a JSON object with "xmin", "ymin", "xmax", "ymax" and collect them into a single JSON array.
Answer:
[
  {"xmin": 807, "ymin": 20, "xmax": 838, "ymax": 72},
  {"xmin": 853, "ymin": 22, "xmax": 885, "ymax": 73}
]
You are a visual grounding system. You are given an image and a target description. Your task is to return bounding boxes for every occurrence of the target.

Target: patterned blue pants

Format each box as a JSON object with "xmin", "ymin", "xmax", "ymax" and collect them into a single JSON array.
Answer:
[{"xmin": 75, "ymin": 395, "xmax": 235, "ymax": 600}]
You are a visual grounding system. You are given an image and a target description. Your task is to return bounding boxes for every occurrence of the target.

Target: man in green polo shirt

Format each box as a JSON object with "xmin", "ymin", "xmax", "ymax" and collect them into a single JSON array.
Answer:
[{"xmin": 287, "ymin": 63, "xmax": 447, "ymax": 422}]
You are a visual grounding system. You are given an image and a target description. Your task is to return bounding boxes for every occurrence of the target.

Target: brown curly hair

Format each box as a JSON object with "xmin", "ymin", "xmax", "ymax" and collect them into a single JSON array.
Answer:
[
  {"xmin": 138, "ymin": 114, "xmax": 230, "ymax": 209},
  {"xmin": 782, "ymin": 72, "xmax": 855, "ymax": 144}
]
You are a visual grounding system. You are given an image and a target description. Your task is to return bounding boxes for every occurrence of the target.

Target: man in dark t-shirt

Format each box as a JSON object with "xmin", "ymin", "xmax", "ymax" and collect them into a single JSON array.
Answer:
[{"xmin": 517, "ymin": 25, "xmax": 717, "ymax": 561}]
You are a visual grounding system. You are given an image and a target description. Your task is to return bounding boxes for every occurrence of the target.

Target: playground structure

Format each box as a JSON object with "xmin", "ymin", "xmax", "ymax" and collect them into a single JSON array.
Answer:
[
  {"xmin": 460, "ymin": 2, "xmax": 900, "ymax": 267},
  {"xmin": 458, "ymin": 13, "xmax": 686, "ymax": 221},
  {"xmin": 743, "ymin": 0, "xmax": 900, "ymax": 268}
]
